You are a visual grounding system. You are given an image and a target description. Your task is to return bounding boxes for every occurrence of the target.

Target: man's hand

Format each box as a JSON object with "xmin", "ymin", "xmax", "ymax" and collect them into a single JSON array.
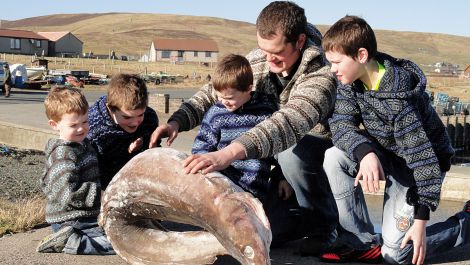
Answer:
[
  {"xmin": 183, "ymin": 142, "xmax": 246, "ymax": 174},
  {"xmin": 356, "ymin": 152, "xmax": 385, "ymax": 193},
  {"xmin": 149, "ymin": 121, "xmax": 180, "ymax": 148},
  {"xmin": 278, "ymin": 180, "xmax": 293, "ymax": 200},
  {"xmin": 128, "ymin": 137, "xmax": 143, "ymax": 153},
  {"xmin": 401, "ymin": 219, "xmax": 427, "ymax": 265}
]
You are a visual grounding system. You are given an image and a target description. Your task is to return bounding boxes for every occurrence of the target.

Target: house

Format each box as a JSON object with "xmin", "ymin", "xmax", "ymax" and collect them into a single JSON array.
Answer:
[
  {"xmin": 0, "ymin": 29, "xmax": 49, "ymax": 56},
  {"xmin": 37, "ymin": 32, "xmax": 83, "ymax": 57},
  {"xmin": 433, "ymin": 61, "xmax": 460, "ymax": 75},
  {"xmin": 149, "ymin": 38, "xmax": 219, "ymax": 64}
]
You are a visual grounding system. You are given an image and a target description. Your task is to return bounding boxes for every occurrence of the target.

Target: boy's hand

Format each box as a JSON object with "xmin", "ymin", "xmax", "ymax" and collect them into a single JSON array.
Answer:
[
  {"xmin": 128, "ymin": 137, "xmax": 143, "ymax": 153},
  {"xmin": 355, "ymin": 152, "xmax": 385, "ymax": 193},
  {"xmin": 400, "ymin": 219, "xmax": 427, "ymax": 265},
  {"xmin": 183, "ymin": 142, "xmax": 246, "ymax": 174},
  {"xmin": 149, "ymin": 121, "xmax": 180, "ymax": 148},
  {"xmin": 278, "ymin": 180, "xmax": 293, "ymax": 200}
]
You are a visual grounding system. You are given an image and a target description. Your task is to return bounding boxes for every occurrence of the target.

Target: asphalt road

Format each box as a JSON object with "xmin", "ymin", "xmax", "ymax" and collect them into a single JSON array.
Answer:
[{"xmin": 0, "ymin": 87, "xmax": 199, "ymax": 105}]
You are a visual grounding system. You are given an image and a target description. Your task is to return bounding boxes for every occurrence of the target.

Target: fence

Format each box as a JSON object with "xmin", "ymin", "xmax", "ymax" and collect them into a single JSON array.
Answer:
[{"xmin": 441, "ymin": 115, "xmax": 470, "ymax": 163}]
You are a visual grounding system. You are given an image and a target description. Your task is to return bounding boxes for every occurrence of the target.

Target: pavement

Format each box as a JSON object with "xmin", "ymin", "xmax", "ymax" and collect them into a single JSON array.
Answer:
[{"xmin": 0, "ymin": 87, "xmax": 469, "ymax": 264}]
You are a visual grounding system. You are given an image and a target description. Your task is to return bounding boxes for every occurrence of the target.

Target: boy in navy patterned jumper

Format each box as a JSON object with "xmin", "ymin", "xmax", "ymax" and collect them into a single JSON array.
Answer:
[
  {"xmin": 38, "ymin": 86, "xmax": 114, "ymax": 255},
  {"xmin": 192, "ymin": 54, "xmax": 299, "ymax": 245},
  {"xmin": 321, "ymin": 15, "xmax": 470, "ymax": 264},
  {"xmin": 87, "ymin": 74, "xmax": 158, "ymax": 190}
]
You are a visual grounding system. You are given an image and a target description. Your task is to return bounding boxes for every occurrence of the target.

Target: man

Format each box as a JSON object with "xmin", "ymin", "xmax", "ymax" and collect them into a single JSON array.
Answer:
[{"xmin": 150, "ymin": 1, "xmax": 338, "ymax": 255}]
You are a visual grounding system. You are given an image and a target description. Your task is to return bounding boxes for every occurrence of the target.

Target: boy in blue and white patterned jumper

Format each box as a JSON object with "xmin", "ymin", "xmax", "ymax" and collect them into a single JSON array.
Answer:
[
  {"xmin": 192, "ymin": 54, "xmax": 299, "ymax": 246},
  {"xmin": 38, "ymin": 86, "xmax": 114, "ymax": 255},
  {"xmin": 320, "ymin": 15, "xmax": 470, "ymax": 264}
]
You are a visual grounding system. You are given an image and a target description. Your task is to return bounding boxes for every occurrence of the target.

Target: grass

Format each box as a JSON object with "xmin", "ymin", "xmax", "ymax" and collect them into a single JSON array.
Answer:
[
  {"xmin": 4, "ymin": 13, "xmax": 469, "ymax": 67},
  {"xmin": 0, "ymin": 195, "xmax": 46, "ymax": 237}
]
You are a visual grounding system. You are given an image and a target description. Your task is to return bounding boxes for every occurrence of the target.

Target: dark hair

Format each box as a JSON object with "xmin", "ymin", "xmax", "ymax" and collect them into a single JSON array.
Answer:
[
  {"xmin": 212, "ymin": 54, "xmax": 253, "ymax": 92},
  {"xmin": 256, "ymin": 1, "xmax": 307, "ymax": 44},
  {"xmin": 107, "ymin": 74, "xmax": 148, "ymax": 111},
  {"xmin": 323, "ymin": 15, "xmax": 377, "ymax": 60}
]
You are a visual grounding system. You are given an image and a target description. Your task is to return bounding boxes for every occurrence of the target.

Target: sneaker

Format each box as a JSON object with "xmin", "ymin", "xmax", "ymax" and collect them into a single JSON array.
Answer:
[
  {"xmin": 464, "ymin": 200, "xmax": 470, "ymax": 214},
  {"xmin": 299, "ymin": 235, "xmax": 335, "ymax": 256},
  {"xmin": 36, "ymin": 226, "xmax": 75, "ymax": 253},
  {"xmin": 320, "ymin": 245, "xmax": 382, "ymax": 263}
]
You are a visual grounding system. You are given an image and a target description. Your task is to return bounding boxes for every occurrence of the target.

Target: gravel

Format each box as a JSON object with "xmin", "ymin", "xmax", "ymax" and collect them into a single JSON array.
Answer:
[{"xmin": 0, "ymin": 145, "xmax": 44, "ymax": 201}]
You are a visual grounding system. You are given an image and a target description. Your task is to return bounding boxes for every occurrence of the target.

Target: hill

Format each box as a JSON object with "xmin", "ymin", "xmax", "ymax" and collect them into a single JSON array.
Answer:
[{"xmin": 2, "ymin": 13, "xmax": 470, "ymax": 67}]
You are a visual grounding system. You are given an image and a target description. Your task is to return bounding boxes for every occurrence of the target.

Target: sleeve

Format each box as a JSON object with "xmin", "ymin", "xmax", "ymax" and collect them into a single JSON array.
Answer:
[
  {"xmin": 234, "ymin": 64, "xmax": 337, "ymax": 159},
  {"xmin": 393, "ymin": 101, "xmax": 443, "ymax": 213},
  {"xmin": 45, "ymin": 147, "xmax": 101, "ymax": 210},
  {"xmin": 327, "ymin": 87, "xmax": 374, "ymax": 162},
  {"xmin": 191, "ymin": 110, "xmax": 220, "ymax": 155},
  {"xmin": 168, "ymin": 83, "xmax": 218, "ymax": 132}
]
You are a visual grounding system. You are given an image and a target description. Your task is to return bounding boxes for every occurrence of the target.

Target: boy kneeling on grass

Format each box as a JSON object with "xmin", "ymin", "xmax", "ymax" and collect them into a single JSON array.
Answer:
[{"xmin": 37, "ymin": 86, "xmax": 115, "ymax": 255}]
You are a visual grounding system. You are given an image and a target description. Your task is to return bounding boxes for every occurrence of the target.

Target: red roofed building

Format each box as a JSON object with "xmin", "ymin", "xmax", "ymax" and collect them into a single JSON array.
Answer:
[
  {"xmin": 149, "ymin": 38, "xmax": 219, "ymax": 63},
  {"xmin": 38, "ymin": 32, "xmax": 83, "ymax": 57},
  {"xmin": 0, "ymin": 29, "xmax": 49, "ymax": 55}
]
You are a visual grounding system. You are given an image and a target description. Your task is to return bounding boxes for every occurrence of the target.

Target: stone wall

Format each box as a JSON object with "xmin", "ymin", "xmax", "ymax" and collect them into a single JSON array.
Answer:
[{"xmin": 148, "ymin": 93, "xmax": 185, "ymax": 114}]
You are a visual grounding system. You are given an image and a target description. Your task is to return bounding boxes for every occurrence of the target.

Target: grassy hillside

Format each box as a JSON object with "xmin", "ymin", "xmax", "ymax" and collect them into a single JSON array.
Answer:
[{"xmin": 3, "ymin": 13, "xmax": 469, "ymax": 67}]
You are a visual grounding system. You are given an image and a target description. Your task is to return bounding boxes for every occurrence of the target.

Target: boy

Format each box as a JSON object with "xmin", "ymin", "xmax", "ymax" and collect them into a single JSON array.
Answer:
[
  {"xmin": 192, "ymin": 54, "xmax": 298, "ymax": 246},
  {"xmin": 2, "ymin": 64, "xmax": 11, "ymax": 97},
  {"xmin": 38, "ymin": 86, "xmax": 114, "ymax": 255},
  {"xmin": 321, "ymin": 15, "xmax": 470, "ymax": 264},
  {"xmin": 87, "ymin": 74, "xmax": 159, "ymax": 190}
]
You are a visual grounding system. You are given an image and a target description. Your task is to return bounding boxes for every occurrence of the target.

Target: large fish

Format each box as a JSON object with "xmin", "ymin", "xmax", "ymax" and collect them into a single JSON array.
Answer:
[{"xmin": 99, "ymin": 147, "xmax": 272, "ymax": 265}]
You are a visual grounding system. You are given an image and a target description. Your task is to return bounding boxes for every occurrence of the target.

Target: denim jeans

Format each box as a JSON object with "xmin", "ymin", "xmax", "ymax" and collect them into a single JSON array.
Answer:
[
  {"xmin": 52, "ymin": 217, "xmax": 115, "ymax": 255},
  {"xmin": 324, "ymin": 146, "xmax": 470, "ymax": 264},
  {"xmin": 275, "ymin": 134, "xmax": 339, "ymax": 239}
]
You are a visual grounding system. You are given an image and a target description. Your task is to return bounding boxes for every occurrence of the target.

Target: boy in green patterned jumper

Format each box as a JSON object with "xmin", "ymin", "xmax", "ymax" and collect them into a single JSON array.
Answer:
[
  {"xmin": 321, "ymin": 15, "xmax": 469, "ymax": 264},
  {"xmin": 37, "ymin": 86, "xmax": 114, "ymax": 255}
]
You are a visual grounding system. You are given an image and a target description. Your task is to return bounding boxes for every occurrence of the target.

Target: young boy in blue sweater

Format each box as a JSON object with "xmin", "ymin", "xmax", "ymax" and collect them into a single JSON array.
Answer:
[
  {"xmin": 38, "ymin": 86, "xmax": 114, "ymax": 255},
  {"xmin": 87, "ymin": 74, "xmax": 159, "ymax": 190},
  {"xmin": 321, "ymin": 15, "xmax": 470, "ymax": 264},
  {"xmin": 192, "ymin": 54, "xmax": 298, "ymax": 245}
]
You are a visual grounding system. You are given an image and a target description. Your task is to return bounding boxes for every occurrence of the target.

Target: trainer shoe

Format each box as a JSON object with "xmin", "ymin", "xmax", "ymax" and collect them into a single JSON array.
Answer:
[
  {"xmin": 36, "ymin": 226, "xmax": 75, "ymax": 253},
  {"xmin": 320, "ymin": 245, "xmax": 382, "ymax": 263}
]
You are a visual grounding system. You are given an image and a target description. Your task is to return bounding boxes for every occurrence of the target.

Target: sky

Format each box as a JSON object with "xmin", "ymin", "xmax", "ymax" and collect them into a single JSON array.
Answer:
[{"xmin": 0, "ymin": 0, "xmax": 469, "ymax": 37}]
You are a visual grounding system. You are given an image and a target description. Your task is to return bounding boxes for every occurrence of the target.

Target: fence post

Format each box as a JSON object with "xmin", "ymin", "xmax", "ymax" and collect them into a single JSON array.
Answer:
[{"xmin": 164, "ymin": 94, "xmax": 170, "ymax": 113}]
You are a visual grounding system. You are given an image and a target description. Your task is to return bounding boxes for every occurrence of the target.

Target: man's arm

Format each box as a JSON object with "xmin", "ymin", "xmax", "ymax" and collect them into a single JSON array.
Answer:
[
  {"xmin": 234, "ymin": 65, "xmax": 336, "ymax": 159},
  {"xmin": 149, "ymin": 84, "xmax": 218, "ymax": 148}
]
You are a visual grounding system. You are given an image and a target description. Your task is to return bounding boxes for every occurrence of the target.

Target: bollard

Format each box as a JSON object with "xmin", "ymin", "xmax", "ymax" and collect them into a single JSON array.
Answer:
[{"xmin": 164, "ymin": 94, "xmax": 170, "ymax": 113}]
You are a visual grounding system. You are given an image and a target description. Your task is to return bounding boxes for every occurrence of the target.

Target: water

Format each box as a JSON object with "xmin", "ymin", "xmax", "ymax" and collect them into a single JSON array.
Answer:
[{"xmin": 365, "ymin": 194, "xmax": 463, "ymax": 233}]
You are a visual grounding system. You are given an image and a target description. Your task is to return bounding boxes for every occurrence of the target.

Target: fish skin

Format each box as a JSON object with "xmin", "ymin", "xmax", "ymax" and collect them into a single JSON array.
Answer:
[{"xmin": 99, "ymin": 147, "xmax": 272, "ymax": 265}]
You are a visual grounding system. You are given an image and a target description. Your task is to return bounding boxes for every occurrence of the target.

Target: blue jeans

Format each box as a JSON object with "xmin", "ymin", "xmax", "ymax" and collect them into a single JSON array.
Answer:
[
  {"xmin": 52, "ymin": 217, "xmax": 115, "ymax": 255},
  {"xmin": 324, "ymin": 146, "xmax": 470, "ymax": 264},
  {"xmin": 275, "ymin": 134, "xmax": 339, "ymax": 239}
]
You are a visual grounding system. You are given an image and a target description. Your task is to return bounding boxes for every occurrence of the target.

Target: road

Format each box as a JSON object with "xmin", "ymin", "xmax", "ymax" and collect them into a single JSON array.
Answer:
[{"xmin": 0, "ymin": 86, "xmax": 198, "ymax": 105}]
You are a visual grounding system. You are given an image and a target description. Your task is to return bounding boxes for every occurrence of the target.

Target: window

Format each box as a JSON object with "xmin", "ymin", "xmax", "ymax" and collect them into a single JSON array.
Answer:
[
  {"xmin": 10, "ymin": 38, "xmax": 20, "ymax": 50},
  {"xmin": 194, "ymin": 51, "xmax": 198, "ymax": 57},
  {"xmin": 161, "ymin": 50, "xmax": 170, "ymax": 58},
  {"xmin": 205, "ymin": 51, "xmax": 211, "ymax": 58},
  {"xmin": 177, "ymin": 50, "xmax": 184, "ymax": 57},
  {"xmin": 35, "ymin": 40, "xmax": 41, "ymax": 48}
]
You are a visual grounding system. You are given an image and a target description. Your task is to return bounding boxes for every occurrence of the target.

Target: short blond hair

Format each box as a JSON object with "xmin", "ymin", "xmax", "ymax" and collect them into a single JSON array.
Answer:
[
  {"xmin": 44, "ymin": 86, "xmax": 88, "ymax": 122},
  {"xmin": 107, "ymin": 74, "xmax": 148, "ymax": 111}
]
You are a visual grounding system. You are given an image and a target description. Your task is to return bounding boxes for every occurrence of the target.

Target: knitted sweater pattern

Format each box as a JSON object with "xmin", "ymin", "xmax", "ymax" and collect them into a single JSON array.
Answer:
[
  {"xmin": 87, "ymin": 95, "xmax": 159, "ymax": 188},
  {"xmin": 192, "ymin": 92, "xmax": 278, "ymax": 197},
  {"xmin": 330, "ymin": 52, "xmax": 454, "ymax": 211},
  {"xmin": 169, "ymin": 24, "xmax": 336, "ymax": 159},
  {"xmin": 41, "ymin": 138, "xmax": 101, "ymax": 223}
]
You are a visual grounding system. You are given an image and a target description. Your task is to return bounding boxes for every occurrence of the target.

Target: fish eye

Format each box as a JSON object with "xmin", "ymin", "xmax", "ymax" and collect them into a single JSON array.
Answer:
[{"xmin": 243, "ymin": 246, "xmax": 254, "ymax": 259}]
